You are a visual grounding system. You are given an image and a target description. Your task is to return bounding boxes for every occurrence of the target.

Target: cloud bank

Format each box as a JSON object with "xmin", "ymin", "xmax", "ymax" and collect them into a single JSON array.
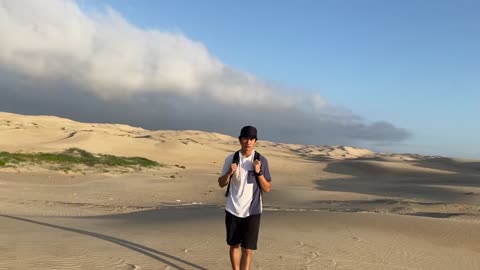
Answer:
[{"xmin": 0, "ymin": 0, "xmax": 409, "ymax": 146}]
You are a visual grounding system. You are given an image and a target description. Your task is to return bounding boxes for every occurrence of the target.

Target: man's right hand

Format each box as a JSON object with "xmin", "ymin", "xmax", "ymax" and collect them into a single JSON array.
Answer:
[
  {"xmin": 228, "ymin": 163, "xmax": 238, "ymax": 176},
  {"xmin": 219, "ymin": 163, "xmax": 238, "ymax": 188}
]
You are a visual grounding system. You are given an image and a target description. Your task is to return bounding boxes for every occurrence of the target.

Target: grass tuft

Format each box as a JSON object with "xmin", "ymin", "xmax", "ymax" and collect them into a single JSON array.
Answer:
[{"xmin": 0, "ymin": 148, "xmax": 163, "ymax": 171}]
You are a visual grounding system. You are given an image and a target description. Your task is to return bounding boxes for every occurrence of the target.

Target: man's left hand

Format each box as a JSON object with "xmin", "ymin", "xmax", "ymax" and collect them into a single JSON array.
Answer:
[{"xmin": 254, "ymin": 159, "xmax": 261, "ymax": 173}]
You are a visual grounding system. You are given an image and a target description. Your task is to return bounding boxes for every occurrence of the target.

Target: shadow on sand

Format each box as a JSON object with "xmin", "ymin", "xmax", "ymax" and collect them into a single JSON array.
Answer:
[
  {"xmin": 310, "ymin": 159, "xmax": 480, "ymax": 218},
  {"xmin": 0, "ymin": 214, "xmax": 207, "ymax": 270},
  {"xmin": 316, "ymin": 160, "xmax": 480, "ymax": 202}
]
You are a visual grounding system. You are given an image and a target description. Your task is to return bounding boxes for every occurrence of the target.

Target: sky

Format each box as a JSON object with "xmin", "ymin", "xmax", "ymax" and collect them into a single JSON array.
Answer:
[{"xmin": 0, "ymin": 0, "xmax": 478, "ymax": 158}]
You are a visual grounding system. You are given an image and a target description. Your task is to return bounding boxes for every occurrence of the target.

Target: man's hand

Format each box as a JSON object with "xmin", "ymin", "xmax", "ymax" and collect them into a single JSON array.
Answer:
[
  {"xmin": 219, "ymin": 163, "xmax": 238, "ymax": 188},
  {"xmin": 253, "ymin": 159, "xmax": 261, "ymax": 174},
  {"xmin": 228, "ymin": 163, "xmax": 238, "ymax": 176}
]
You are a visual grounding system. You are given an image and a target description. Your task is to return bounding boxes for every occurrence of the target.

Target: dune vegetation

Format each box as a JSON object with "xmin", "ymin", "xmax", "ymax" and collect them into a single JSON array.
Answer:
[{"xmin": 0, "ymin": 148, "xmax": 162, "ymax": 172}]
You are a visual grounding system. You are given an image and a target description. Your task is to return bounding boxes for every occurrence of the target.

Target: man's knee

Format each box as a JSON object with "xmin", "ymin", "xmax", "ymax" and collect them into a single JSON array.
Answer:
[
  {"xmin": 241, "ymin": 248, "xmax": 253, "ymax": 256},
  {"xmin": 230, "ymin": 244, "xmax": 241, "ymax": 249}
]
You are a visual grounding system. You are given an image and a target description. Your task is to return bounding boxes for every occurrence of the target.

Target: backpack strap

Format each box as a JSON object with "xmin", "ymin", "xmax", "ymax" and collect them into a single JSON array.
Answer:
[
  {"xmin": 225, "ymin": 150, "xmax": 240, "ymax": 197},
  {"xmin": 225, "ymin": 151, "xmax": 263, "ymax": 197},
  {"xmin": 253, "ymin": 151, "xmax": 263, "ymax": 194}
]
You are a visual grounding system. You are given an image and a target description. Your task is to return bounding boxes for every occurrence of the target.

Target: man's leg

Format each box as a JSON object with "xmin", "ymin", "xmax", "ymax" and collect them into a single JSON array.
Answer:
[
  {"xmin": 229, "ymin": 244, "xmax": 241, "ymax": 270},
  {"xmin": 226, "ymin": 211, "xmax": 242, "ymax": 269},
  {"xmin": 240, "ymin": 248, "xmax": 253, "ymax": 270},
  {"xmin": 240, "ymin": 214, "xmax": 261, "ymax": 270}
]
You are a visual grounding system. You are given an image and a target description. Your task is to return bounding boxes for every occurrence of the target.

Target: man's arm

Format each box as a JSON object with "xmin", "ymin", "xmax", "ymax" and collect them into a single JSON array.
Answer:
[
  {"xmin": 218, "ymin": 172, "xmax": 231, "ymax": 188},
  {"xmin": 256, "ymin": 174, "xmax": 271, "ymax": 193},
  {"xmin": 253, "ymin": 158, "xmax": 272, "ymax": 193},
  {"xmin": 218, "ymin": 163, "xmax": 237, "ymax": 187}
]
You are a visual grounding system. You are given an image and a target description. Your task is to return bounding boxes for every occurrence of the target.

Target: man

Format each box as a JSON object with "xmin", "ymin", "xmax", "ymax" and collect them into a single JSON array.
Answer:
[{"xmin": 218, "ymin": 126, "xmax": 272, "ymax": 270}]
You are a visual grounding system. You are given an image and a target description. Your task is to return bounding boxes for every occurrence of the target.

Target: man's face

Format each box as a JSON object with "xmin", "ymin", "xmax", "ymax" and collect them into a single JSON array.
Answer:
[{"xmin": 239, "ymin": 137, "xmax": 256, "ymax": 152}]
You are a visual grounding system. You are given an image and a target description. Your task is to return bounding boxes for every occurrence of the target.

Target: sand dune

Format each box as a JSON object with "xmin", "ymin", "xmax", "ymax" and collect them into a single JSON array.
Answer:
[{"xmin": 1, "ymin": 111, "xmax": 480, "ymax": 270}]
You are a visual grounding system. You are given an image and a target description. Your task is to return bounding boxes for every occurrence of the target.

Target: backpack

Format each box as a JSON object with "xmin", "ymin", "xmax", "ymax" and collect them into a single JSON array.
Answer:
[{"xmin": 225, "ymin": 150, "xmax": 262, "ymax": 197}]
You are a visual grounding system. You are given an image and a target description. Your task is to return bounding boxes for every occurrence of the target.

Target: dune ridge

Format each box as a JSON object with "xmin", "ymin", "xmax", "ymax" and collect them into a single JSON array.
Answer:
[{"xmin": 1, "ymin": 111, "xmax": 465, "ymax": 163}]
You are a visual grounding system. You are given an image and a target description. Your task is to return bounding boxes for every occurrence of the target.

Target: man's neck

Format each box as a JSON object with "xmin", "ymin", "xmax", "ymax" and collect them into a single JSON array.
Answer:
[{"xmin": 241, "ymin": 149, "xmax": 254, "ymax": 157}]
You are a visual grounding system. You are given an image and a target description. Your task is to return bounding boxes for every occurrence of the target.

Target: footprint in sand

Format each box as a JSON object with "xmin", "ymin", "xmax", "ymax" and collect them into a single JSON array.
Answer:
[
  {"xmin": 125, "ymin": 264, "xmax": 140, "ymax": 270},
  {"xmin": 352, "ymin": 236, "xmax": 363, "ymax": 242},
  {"xmin": 297, "ymin": 240, "xmax": 338, "ymax": 269}
]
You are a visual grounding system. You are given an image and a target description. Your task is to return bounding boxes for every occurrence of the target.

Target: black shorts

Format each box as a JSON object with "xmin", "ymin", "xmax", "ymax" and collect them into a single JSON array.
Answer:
[{"xmin": 225, "ymin": 210, "xmax": 261, "ymax": 250}]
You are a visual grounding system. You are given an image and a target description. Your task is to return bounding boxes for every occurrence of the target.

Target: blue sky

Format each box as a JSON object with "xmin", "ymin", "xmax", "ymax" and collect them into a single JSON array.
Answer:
[
  {"xmin": 1, "ymin": 0, "xmax": 478, "ymax": 158},
  {"xmin": 81, "ymin": 0, "xmax": 480, "ymax": 158}
]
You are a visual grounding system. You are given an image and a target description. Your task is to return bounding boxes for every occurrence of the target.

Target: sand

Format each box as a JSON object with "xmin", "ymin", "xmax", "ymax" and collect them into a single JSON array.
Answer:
[{"xmin": 1, "ymin": 111, "xmax": 480, "ymax": 269}]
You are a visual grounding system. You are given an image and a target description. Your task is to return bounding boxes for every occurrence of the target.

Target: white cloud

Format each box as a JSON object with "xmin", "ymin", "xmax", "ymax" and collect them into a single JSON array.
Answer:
[
  {"xmin": 0, "ymin": 0, "xmax": 293, "ymax": 106},
  {"xmin": 0, "ymin": 0, "xmax": 409, "ymax": 145}
]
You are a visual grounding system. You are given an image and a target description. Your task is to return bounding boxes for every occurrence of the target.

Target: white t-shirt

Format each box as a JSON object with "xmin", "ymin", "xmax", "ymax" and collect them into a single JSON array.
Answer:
[{"xmin": 222, "ymin": 150, "xmax": 259, "ymax": 217}]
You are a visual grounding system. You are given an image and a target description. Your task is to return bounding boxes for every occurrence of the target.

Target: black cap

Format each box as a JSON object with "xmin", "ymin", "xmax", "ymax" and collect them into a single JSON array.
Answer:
[{"xmin": 239, "ymin": 126, "xmax": 258, "ymax": 140}]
